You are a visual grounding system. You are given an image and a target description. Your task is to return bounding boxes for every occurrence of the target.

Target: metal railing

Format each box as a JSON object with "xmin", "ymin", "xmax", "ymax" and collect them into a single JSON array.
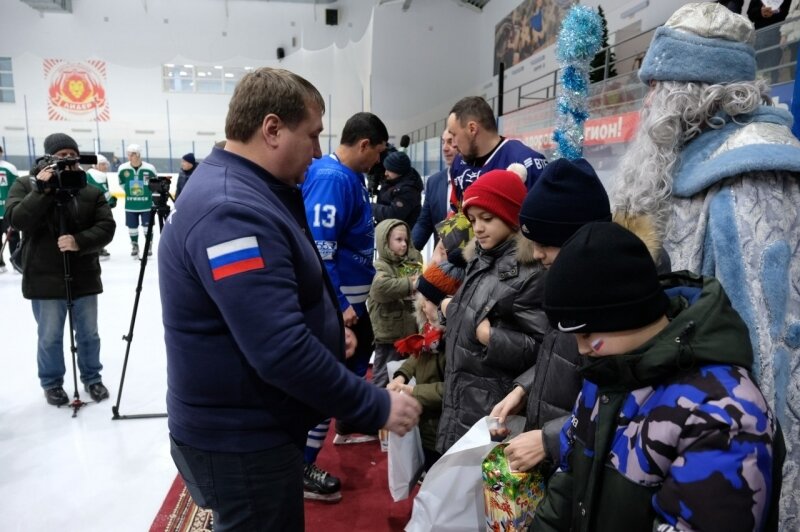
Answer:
[{"xmin": 406, "ymin": 13, "xmax": 800, "ymax": 171}]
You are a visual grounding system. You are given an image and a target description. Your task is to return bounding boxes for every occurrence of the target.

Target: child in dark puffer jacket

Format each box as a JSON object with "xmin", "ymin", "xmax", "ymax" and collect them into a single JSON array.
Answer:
[{"xmin": 490, "ymin": 158, "xmax": 612, "ymax": 475}]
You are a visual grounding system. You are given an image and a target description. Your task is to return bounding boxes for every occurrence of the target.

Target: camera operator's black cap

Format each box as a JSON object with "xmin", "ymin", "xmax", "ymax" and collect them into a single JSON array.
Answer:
[{"xmin": 44, "ymin": 133, "xmax": 79, "ymax": 156}]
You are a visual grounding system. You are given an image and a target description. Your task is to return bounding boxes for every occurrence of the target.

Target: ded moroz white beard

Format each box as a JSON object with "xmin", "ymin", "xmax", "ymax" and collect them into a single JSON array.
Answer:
[{"xmin": 611, "ymin": 79, "xmax": 770, "ymax": 243}]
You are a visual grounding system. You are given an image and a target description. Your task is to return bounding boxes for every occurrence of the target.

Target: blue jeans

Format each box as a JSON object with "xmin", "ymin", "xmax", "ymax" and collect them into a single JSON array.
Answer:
[
  {"xmin": 31, "ymin": 296, "xmax": 103, "ymax": 389},
  {"xmin": 170, "ymin": 435, "xmax": 304, "ymax": 531}
]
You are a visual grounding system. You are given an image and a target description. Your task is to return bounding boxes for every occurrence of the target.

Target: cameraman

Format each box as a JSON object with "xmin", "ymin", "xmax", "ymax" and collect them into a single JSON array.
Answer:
[{"xmin": 5, "ymin": 133, "xmax": 116, "ymax": 406}]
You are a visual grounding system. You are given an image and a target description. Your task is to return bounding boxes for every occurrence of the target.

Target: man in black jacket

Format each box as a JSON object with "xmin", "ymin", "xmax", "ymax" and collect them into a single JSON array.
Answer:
[
  {"xmin": 175, "ymin": 152, "xmax": 196, "ymax": 200},
  {"xmin": 5, "ymin": 133, "xmax": 115, "ymax": 406}
]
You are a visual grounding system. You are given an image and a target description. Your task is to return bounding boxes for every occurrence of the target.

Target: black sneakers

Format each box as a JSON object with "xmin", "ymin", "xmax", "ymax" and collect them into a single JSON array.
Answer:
[
  {"xmin": 44, "ymin": 386, "xmax": 69, "ymax": 406},
  {"xmin": 303, "ymin": 463, "xmax": 342, "ymax": 502},
  {"xmin": 85, "ymin": 382, "xmax": 109, "ymax": 402},
  {"xmin": 44, "ymin": 383, "xmax": 108, "ymax": 406}
]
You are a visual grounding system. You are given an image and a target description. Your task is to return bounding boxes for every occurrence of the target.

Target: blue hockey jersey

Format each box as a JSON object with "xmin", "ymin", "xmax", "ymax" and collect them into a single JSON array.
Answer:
[
  {"xmin": 449, "ymin": 138, "xmax": 547, "ymax": 210},
  {"xmin": 302, "ymin": 154, "xmax": 375, "ymax": 316}
]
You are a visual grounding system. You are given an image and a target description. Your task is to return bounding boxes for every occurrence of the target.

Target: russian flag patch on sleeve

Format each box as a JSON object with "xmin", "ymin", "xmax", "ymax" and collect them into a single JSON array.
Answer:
[{"xmin": 206, "ymin": 236, "xmax": 265, "ymax": 281}]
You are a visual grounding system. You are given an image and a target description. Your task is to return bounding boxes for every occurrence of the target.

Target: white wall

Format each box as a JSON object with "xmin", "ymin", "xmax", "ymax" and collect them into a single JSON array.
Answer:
[
  {"xmin": 0, "ymin": 0, "xmax": 374, "ymax": 159},
  {"xmin": 372, "ymin": 0, "xmax": 527, "ymax": 137}
]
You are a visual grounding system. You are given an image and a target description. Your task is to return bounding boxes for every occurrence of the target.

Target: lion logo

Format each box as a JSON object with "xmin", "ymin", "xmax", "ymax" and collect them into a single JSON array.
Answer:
[{"xmin": 47, "ymin": 62, "xmax": 106, "ymax": 114}]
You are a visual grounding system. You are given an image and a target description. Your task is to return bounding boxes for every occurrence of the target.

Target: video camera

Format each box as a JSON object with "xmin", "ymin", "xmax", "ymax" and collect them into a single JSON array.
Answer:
[
  {"xmin": 148, "ymin": 175, "xmax": 172, "ymax": 207},
  {"xmin": 33, "ymin": 154, "xmax": 97, "ymax": 195}
]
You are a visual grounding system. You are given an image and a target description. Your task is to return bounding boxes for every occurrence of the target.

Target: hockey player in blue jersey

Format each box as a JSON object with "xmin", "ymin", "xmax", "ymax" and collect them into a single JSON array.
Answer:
[
  {"xmin": 447, "ymin": 96, "xmax": 547, "ymax": 211},
  {"xmin": 300, "ymin": 111, "xmax": 389, "ymax": 501}
]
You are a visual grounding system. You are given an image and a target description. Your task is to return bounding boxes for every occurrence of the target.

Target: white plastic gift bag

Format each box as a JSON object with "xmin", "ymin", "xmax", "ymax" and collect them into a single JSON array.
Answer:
[
  {"xmin": 382, "ymin": 360, "xmax": 414, "ymax": 453},
  {"xmin": 405, "ymin": 415, "xmax": 526, "ymax": 532},
  {"xmin": 388, "ymin": 425, "xmax": 425, "ymax": 501},
  {"xmin": 386, "ymin": 358, "xmax": 422, "ymax": 500}
]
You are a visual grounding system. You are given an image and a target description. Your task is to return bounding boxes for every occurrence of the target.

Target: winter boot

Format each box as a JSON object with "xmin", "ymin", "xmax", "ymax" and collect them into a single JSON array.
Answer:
[
  {"xmin": 303, "ymin": 463, "xmax": 342, "ymax": 502},
  {"xmin": 44, "ymin": 386, "xmax": 69, "ymax": 406}
]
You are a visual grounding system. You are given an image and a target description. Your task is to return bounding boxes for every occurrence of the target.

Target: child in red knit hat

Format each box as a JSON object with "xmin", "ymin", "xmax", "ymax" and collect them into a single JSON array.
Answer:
[{"xmin": 436, "ymin": 169, "xmax": 549, "ymax": 453}]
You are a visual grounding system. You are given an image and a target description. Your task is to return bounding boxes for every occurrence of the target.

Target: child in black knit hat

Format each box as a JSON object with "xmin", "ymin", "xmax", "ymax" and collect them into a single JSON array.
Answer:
[
  {"xmin": 490, "ymin": 157, "xmax": 611, "ymax": 475},
  {"xmin": 519, "ymin": 157, "xmax": 611, "ymax": 267},
  {"xmin": 533, "ymin": 222, "xmax": 783, "ymax": 531}
]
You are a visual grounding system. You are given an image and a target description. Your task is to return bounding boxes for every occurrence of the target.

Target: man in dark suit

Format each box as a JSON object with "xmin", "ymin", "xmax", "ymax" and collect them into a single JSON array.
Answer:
[{"xmin": 412, "ymin": 129, "xmax": 456, "ymax": 251}]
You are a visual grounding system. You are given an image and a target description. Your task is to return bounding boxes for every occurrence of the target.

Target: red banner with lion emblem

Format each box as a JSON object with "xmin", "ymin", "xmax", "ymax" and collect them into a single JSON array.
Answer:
[{"xmin": 44, "ymin": 59, "xmax": 109, "ymax": 121}]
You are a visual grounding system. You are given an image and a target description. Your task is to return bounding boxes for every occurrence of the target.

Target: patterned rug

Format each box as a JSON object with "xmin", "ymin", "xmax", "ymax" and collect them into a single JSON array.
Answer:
[
  {"xmin": 149, "ymin": 475, "xmax": 213, "ymax": 532},
  {"xmin": 152, "ymin": 423, "xmax": 415, "ymax": 531}
]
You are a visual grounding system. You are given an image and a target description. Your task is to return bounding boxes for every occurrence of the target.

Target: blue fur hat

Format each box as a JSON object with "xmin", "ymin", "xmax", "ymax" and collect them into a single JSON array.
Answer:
[{"xmin": 639, "ymin": 3, "xmax": 756, "ymax": 86}]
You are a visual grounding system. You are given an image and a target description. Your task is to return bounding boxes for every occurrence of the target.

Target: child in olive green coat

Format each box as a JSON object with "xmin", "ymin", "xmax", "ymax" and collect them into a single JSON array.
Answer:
[{"xmin": 368, "ymin": 219, "xmax": 422, "ymax": 388}]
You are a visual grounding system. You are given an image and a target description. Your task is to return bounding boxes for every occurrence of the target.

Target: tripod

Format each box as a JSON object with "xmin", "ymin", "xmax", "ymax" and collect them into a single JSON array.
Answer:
[
  {"xmin": 0, "ymin": 228, "xmax": 7, "ymax": 269},
  {"xmin": 112, "ymin": 193, "xmax": 172, "ymax": 421},
  {"xmin": 2, "ymin": 226, "xmax": 21, "ymax": 273},
  {"xmin": 56, "ymin": 195, "xmax": 90, "ymax": 417}
]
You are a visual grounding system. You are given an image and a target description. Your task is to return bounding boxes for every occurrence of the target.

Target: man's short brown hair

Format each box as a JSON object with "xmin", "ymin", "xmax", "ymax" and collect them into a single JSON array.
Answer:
[
  {"xmin": 225, "ymin": 68, "xmax": 325, "ymax": 142},
  {"xmin": 450, "ymin": 96, "xmax": 497, "ymax": 133}
]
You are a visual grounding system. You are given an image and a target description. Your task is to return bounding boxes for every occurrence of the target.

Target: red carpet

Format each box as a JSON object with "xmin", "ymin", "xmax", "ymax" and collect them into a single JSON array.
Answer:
[
  {"xmin": 149, "ymin": 475, "xmax": 213, "ymax": 532},
  {"xmin": 306, "ymin": 425, "xmax": 418, "ymax": 532},
  {"xmin": 150, "ymin": 425, "xmax": 418, "ymax": 532}
]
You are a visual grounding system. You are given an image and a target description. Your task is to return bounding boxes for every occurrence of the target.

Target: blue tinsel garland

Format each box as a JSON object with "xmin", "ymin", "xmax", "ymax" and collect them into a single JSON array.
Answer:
[{"xmin": 552, "ymin": 5, "xmax": 603, "ymax": 160}]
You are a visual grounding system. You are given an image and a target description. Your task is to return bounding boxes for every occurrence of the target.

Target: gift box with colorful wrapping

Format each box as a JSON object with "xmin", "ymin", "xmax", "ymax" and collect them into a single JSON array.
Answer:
[{"xmin": 481, "ymin": 444, "xmax": 546, "ymax": 532}]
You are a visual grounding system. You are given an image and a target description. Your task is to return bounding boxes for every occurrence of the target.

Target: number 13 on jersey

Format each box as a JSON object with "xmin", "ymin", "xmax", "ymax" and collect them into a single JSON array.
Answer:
[{"xmin": 313, "ymin": 204, "xmax": 336, "ymax": 228}]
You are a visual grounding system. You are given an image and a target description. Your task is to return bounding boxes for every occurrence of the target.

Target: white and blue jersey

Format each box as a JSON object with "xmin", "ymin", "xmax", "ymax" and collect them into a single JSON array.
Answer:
[
  {"xmin": 449, "ymin": 138, "xmax": 547, "ymax": 210},
  {"xmin": 302, "ymin": 154, "xmax": 375, "ymax": 317}
]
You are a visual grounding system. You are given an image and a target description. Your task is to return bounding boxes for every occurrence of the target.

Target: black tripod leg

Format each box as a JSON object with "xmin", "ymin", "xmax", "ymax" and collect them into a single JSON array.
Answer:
[
  {"xmin": 58, "ymin": 202, "xmax": 88, "ymax": 417},
  {"xmin": 112, "ymin": 206, "xmax": 167, "ymax": 420}
]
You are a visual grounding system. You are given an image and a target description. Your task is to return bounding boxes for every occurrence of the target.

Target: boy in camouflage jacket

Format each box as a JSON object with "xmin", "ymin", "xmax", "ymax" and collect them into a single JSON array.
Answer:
[{"xmin": 534, "ymin": 222, "xmax": 783, "ymax": 532}]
